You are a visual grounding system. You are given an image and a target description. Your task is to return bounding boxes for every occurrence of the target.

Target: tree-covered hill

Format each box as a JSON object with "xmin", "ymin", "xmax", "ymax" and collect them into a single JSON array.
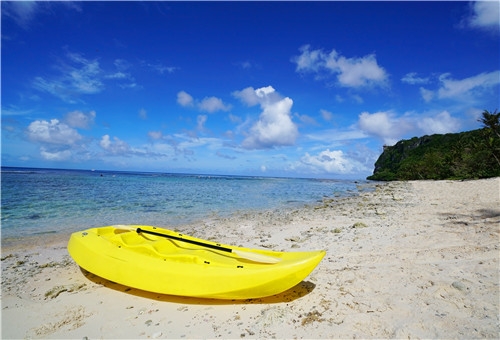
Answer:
[{"xmin": 367, "ymin": 110, "xmax": 500, "ymax": 181}]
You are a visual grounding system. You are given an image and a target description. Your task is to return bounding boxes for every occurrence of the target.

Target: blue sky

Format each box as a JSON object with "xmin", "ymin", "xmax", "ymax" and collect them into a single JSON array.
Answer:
[{"xmin": 2, "ymin": 1, "xmax": 499, "ymax": 179}]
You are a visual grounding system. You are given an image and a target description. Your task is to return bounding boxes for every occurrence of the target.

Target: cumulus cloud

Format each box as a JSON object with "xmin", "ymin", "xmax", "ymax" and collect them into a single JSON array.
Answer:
[
  {"xmin": 466, "ymin": 1, "xmax": 500, "ymax": 31},
  {"xmin": 27, "ymin": 119, "xmax": 82, "ymax": 145},
  {"xmin": 358, "ymin": 111, "xmax": 407, "ymax": 145},
  {"xmin": 40, "ymin": 147, "xmax": 71, "ymax": 161},
  {"xmin": 290, "ymin": 145, "xmax": 375, "ymax": 176},
  {"xmin": 177, "ymin": 91, "xmax": 194, "ymax": 107},
  {"xmin": 64, "ymin": 110, "xmax": 96, "ymax": 129},
  {"xmin": 233, "ymin": 85, "xmax": 281, "ymax": 106},
  {"xmin": 300, "ymin": 149, "xmax": 355, "ymax": 174},
  {"xmin": 292, "ymin": 45, "xmax": 388, "ymax": 88},
  {"xmin": 177, "ymin": 91, "xmax": 231, "ymax": 112},
  {"xmin": 100, "ymin": 135, "xmax": 130, "ymax": 155},
  {"xmin": 232, "ymin": 87, "xmax": 261, "ymax": 106},
  {"xmin": 198, "ymin": 96, "xmax": 231, "ymax": 113},
  {"xmin": 235, "ymin": 86, "xmax": 299, "ymax": 149},
  {"xmin": 416, "ymin": 110, "xmax": 461, "ymax": 135},
  {"xmin": 358, "ymin": 110, "xmax": 462, "ymax": 145}
]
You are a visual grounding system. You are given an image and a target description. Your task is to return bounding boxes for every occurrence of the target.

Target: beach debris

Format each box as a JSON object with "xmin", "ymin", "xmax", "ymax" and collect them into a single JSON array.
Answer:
[
  {"xmin": 152, "ymin": 331, "xmax": 163, "ymax": 338},
  {"xmin": 44, "ymin": 283, "xmax": 86, "ymax": 299},
  {"xmin": 451, "ymin": 281, "xmax": 469, "ymax": 292},
  {"xmin": 257, "ymin": 306, "xmax": 288, "ymax": 327},
  {"xmin": 1, "ymin": 254, "xmax": 14, "ymax": 261},
  {"xmin": 300, "ymin": 309, "xmax": 325, "ymax": 326},
  {"xmin": 351, "ymin": 222, "xmax": 368, "ymax": 228},
  {"xmin": 32, "ymin": 306, "xmax": 91, "ymax": 337}
]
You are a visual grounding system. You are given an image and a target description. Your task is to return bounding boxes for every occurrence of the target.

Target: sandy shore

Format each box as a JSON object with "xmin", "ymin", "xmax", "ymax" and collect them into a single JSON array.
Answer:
[{"xmin": 2, "ymin": 178, "xmax": 499, "ymax": 339}]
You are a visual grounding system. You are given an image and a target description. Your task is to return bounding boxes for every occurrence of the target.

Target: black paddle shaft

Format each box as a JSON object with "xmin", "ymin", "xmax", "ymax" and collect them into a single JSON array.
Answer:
[{"xmin": 136, "ymin": 228, "xmax": 233, "ymax": 253}]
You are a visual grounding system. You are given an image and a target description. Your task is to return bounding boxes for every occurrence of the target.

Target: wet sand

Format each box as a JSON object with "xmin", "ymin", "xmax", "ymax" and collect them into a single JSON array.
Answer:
[{"xmin": 2, "ymin": 178, "xmax": 499, "ymax": 338}]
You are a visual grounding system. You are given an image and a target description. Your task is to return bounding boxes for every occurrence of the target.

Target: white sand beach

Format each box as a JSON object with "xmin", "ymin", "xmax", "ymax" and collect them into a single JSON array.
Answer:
[{"xmin": 2, "ymin": 178, "xmax": 499, "ymax": 339}]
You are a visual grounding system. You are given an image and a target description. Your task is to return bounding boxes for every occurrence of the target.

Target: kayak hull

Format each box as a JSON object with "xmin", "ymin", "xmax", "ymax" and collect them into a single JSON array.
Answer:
[{"xmin": 67, "ymin": 226, "xmax": 325, "ymax": 299}]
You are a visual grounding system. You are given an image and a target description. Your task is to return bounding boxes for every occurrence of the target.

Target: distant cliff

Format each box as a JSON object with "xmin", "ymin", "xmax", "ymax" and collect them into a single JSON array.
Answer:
[{"xmin": 367, "ymin": 128, "xmax": 500, "ymax": 181}]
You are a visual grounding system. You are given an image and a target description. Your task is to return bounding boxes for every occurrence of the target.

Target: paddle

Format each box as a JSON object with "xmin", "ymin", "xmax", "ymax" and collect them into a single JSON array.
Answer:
[{"xmin": 113, "ymin": 225, "xmax": 280, "ymax": 264}]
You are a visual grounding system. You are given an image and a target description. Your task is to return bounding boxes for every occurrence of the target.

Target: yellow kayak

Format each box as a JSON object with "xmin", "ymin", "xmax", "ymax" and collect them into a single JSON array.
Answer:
[{"xmin": 67, "ymin": 225, "xmax": 325, "ymax": 299}]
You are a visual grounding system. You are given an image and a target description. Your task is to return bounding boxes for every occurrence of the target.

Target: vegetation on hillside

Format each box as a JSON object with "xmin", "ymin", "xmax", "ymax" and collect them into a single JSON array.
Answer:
[{"xmin": 367, "ymin": 110, "xmax": 500, "ymax": 181}]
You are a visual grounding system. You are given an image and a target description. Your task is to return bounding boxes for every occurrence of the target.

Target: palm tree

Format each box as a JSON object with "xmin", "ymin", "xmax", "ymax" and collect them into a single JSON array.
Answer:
[
  {"xmin": 478, "ymin": 109, "xmax": 500, "ymax": 166},
  {"xmin": 478, "ymin": 109, "xmax": 500, "ymax": 138}
]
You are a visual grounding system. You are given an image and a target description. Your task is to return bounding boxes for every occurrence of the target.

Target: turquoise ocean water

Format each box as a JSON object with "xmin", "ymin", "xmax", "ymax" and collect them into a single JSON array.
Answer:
[{"xmin": 1, "ymin": 167, "xmax": 371, "ymax": 239}]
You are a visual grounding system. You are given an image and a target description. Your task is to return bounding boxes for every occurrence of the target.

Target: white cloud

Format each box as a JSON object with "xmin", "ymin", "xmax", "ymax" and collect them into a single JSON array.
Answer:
[
  {"xmin": 64, "ymin": 110, "xmax": 96, "ymax": 129},
  {"xmin": 40, "ymin": 147, "xmax": 71, "ymax": 161},
  {"xmin": 238, "ymin": 86, "xmax": 299, "ymax": 149},
  {"xmin": 198, "ymin": 96, "xmax": 231, "ymax": 113},
  {"xmin": 197, "ymin": 115, "xmax": 208, "ymax": 130},
  {"xmin": 216, "ymin": 151, "xmax": 236, "ymax": 160},
  {"xmin": 416, "ymin": 110, "xmax": 461, "ymax": 135},
  {"xmin": 177, "ymin": 91, "xmax": 231, "ymax": 113},
  {"xmin": 148, "ymin": 131, "xmax": 163, "ymax": 140},
  {"xmin": 2, "ymin": 2, "xmax": 81, "ymax": 30},
  {"xmin": 27, "ymin": 119, "xmax": 82, "ymax": 145},
  {"xmin": 139, "ymin": 108, "xmax": 147, "ymax": 120},
  {"xmin": 147, "ymin": 63, "xmax": 178, "ymax": 74},
  {"xmin": 351, "ymin": 94, "xmax": 364, "ymax": 104},
  {"xmin": 114, "ymin": 59, "xmax": 132, "ymax": 71},
  {"xmin": 293, "ymin": 46, "xmax": 324, "ymax": 72},
  {"xmin": 305, "ymin": 128, "xmax": 367, "ymax": 143},
  {"xmin": 237, "ymin": 61, "xmax": 252, "ymax": 69},
  {"xmin": 293, "ymin": 149, "xmax": 371, "ymax": 175},
  {"xmin": 119, "ymin": 82, "xmax": 139, "ymax": 89},
  {"xmin": 320, "ymin": 109, "xmax": 333, "ymax": 121},
  {"xmin": 100, "ymin": 135, "xmax": 130, "ymax": 155},
  {"xmin": 420, "ymin": 87, "xmax": 435, "ymax": 102},
  {"xmin": 437, "ymin": 71, "xmax": 500, "ymax": 100},
  {"xmin": 33, "ymin": 52, "xmax": 103, "ymax": 103},
  {"xmin": 333, "ymin": 54, "xmax": 387, "ymax": 87},
  {"xmin": 467, "ymin": 1, "xmax": 500, "ymax": 30},
  {"xmin": 105, "ymin": 72, "xmax": 128, "ymax": 80},
  {"xmin": 1, "ymin": 105, "xmax": 35, "ymax": 116},
  {"xmin": 228, "ymin": 113, "xmax": 242, "ymax": 124},
  {"xmin": 358, "ymin": 110, "xmax": 462, "ymax": 145},
  {"xmin": 358, "ymin": 111, "xmax": 412, "ymax": 145},
  {"xmin": 233, "ymin": 86, "xmax": 282, "ymax": 107},
  {"xmin": 177, "ymin": 91, "xmax": 194, "ymax": 107},
  {"xmin": 2, "ymin": 2, "xmax": 39, "ymax": 29},
  {"xmin": 296, "ymin": 113, "xmax": 317, "ymax": 125},
  {"xmin": 232, "ymin": 87, "xmax": 258, "ymax": 106},
  {"xmin": 300, "ymin": 149, "xmax": 354, "ymax": 174},
  {"xmin": 65, "ymin": 52, "xmax": 103, "ymax": 93},
  {"xmin": 292, "ymin": 45, "xmax": 388, "ymax": 88},
  {"xmin": 401, "ymin": 72, "xmax": 429, "ymax": 85}
]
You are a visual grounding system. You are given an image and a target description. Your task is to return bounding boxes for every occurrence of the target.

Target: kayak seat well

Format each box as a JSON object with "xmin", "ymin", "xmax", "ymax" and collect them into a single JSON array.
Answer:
[{"xmin": 113, "ymin": 233, "xmax": 218, "ymax": 264}]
